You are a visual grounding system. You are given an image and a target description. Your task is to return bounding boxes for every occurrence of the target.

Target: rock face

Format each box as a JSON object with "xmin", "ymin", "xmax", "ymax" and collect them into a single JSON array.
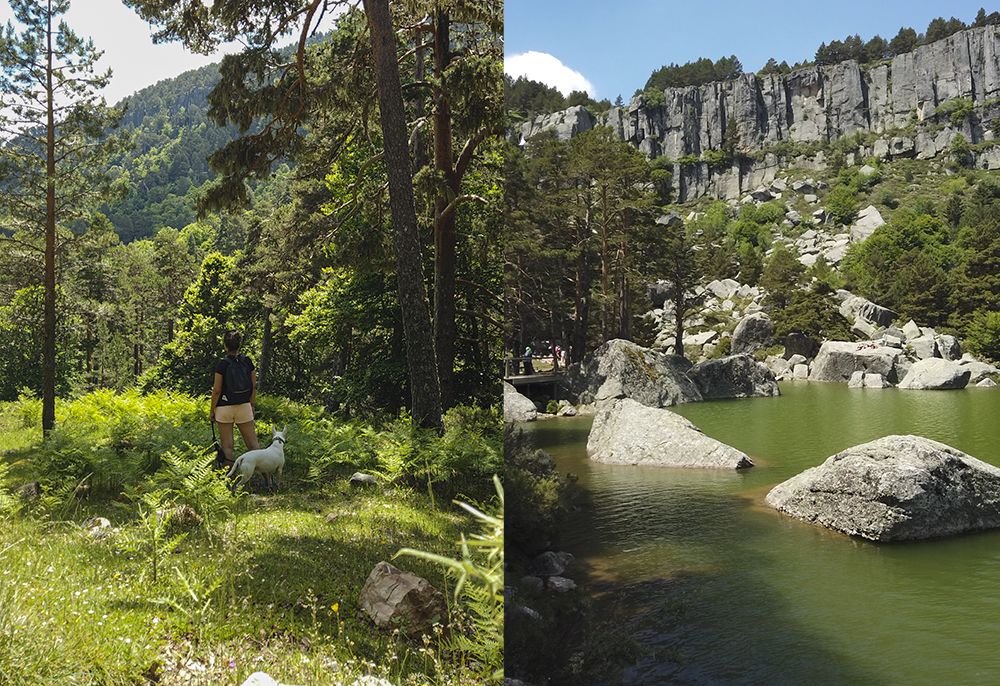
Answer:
[
  {"xmin": 766, "ymin": 435, "xmax": 1000, "ymax": 541},
  {"xmin": 688, "ymin": 354, "xmax": 780, "ymax": 400},
  {"xmin": 587, "ymin": 397, "xmax": 753, "ymax": 469},
  {"xmin": 504, "ymin": 382, "xmax": 538, "ymax": 422},
  {"xmin": 563, "ymin": 338, "xmax": 702, "ymax": 408},
  {"xmin": 898, "ymin": 358, "xmax": 971, "ymax": 390},
  {"xmin": 808, "ymin": 341, "xmax": 901, "ymax": 383},
  {"xmin": 730, "ymin": 312, "xmax": 773, "ymax": 355},
  {"xmin": 517, "ymin": 26, "xmax": 1000, "ymax": 202},
  {"xmin": 517, "ymin": 105, "xmax": 596, "ymax": 143},
  {"xmin": 359, "ymin": 562, "xmax": 447, "ymax": 635}
]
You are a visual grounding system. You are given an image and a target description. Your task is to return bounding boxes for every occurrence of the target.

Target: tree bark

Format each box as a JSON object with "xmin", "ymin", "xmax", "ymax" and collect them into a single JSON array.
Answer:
[
  {"xmin": 432, "ymin": 9, "xmax": 458, "ymax": 411},
  {"xmin": 42, "ymin": 0, "xmax": 56, "ymax": 434},
  {"xmin": 364, "ymin": 0, "xmax": 443, "ymax": 432},
  {"xmin": 258, "ymin": 307, "xmax": 272, "ymax": 393}
]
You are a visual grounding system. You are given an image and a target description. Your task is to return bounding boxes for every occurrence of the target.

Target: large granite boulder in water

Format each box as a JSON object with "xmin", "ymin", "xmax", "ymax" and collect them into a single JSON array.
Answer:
[
  {"xmin": 688, "ymin": 354, "xmax": 780, "ymax": 400},
  {"xmin": 587, "ymin": 397, "xmax": 753, "ymax": 469},
  {"xmin": 563, "ymin": 338, "xmax": 702, "ymax": 407},
  {"xmin": 897, "ymin": 358, "xmax": 970, "ymax": 390},
  {"xmin": 808, "ymin": 340, "xmax": 901, "ymax": 383},
  {"xmin": 504, "ymin": 382, "xmax": 537, "ymax": 422},
  {"xmin": 765, "ymin": 435, "xmax": 1000, "ymax": 541}
]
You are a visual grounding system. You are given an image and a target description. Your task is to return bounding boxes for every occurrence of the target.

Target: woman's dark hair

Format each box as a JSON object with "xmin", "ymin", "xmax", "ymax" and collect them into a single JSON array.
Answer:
[{"xmin": 223, "ymin": 330, "xmax": 243, "ymax": 352}]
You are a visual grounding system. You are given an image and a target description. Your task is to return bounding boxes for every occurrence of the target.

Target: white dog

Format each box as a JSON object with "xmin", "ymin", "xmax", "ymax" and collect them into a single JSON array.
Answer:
[{"xmin": 228, "ymin": 425, "xmax": 287, "ymax": 494}]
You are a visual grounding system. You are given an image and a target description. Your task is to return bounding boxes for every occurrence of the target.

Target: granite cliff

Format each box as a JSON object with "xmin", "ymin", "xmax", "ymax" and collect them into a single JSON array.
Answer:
[{"xmin": 516, "ymin": 26, "xmax": 1000, "ymax": 202}]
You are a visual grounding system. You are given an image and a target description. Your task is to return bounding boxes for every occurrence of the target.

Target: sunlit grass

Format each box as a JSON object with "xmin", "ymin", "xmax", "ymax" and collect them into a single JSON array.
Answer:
[
  {"xmin": 0, "ymin": 485, "xmax": 479, "ymax": 685},
  {"xmin": 0, "ymin": 395, "xmax": 501, "ymax": 686}
]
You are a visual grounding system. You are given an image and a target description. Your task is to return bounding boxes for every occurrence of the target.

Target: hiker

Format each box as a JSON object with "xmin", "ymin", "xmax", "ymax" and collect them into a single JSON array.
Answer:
[
  {"xmin": 210, "ymin": 329, "xmax": 260, "ymax": 466},
  {"xmin": 523, "ymin": 344, "xmax": 535, "ymax": 375}
]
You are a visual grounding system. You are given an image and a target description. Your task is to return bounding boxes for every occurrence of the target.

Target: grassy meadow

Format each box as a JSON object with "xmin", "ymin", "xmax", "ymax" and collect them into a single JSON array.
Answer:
[{"xmin": 0, "ymin": 392, "xmax": 503, "ymax": 686}]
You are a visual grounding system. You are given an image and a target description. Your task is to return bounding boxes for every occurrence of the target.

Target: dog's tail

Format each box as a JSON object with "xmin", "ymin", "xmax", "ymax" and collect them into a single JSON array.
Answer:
[{"xmin": 226, "ymin": 455, "xmax": 244, "ymax": 479}]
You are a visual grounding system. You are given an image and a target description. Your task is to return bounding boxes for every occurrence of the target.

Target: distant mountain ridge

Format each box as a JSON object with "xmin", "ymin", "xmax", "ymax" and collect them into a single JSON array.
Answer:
[{"xmin": 515, "ymin": 25, "xmax": 1000, "ymax": 203}]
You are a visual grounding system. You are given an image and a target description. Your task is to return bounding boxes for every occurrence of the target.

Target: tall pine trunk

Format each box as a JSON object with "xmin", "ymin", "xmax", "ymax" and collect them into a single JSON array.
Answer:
[
  {"xmin": 42, "ymin": 0, "xmax": 56, "ymax": 434},
  {"xmin": 364, "ymin": 0, "xmax": 443, "ymax": 432},
  {"xmin": 432, "ymin": 10, "xmax": 457, "ymax": 410},
  {"xmin": 258, "ymin": 308, "xmax": 272, "ymax": 393}
]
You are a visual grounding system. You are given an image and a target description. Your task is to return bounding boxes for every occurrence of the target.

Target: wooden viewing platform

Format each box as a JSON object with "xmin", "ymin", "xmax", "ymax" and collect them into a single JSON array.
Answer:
[{"xmin": 503, "ymin": 356, "xmax": 564, "ymax": 398}]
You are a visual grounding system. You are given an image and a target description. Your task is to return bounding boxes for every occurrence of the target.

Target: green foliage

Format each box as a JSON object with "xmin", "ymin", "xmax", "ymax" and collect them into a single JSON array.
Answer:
[
  {"xmin": 760, "ymin": 244, "xmax": 805, "ymax": 309},
  {"xmin": 966, "ymin": 310, "xmax": 1000, "ymax": 361},
  {"xmin": 758, "ymin": 58, "xmax": 791, "ymax": 77},
  {"xmin": 938, "ymin": 98, "xmax": 976, "ymax": 128},
  {"xmin": 287, "ymin": 269, "xmax": 408, "ymax": 413},
  {"xmin": 146, "ymin": 444, "xmax": 236, "ymax": 526},
  {"xmin": 825, "ymin": 184, "xmax": 858, "ymax": 225},
  {"xmin": 24, "ymin": 389, "xmax": 206, "ymax": 494},
  {"xmin": 295, "ymin": 404, "xmax": 501, "ymax": 503},
  {"xmin": 710, "ymin": 335, "xmax": 732, "ymax": 359},
  {"xmin": 504, "ymin": 74, "xmax": 566, "ymax": 119},
  {"xmin": 645, "ymin": 55, "xmax": 743, "ymax": 91},
  {"xmin": 397, "ymin": 476, "xmax": 504, "ymax": 682},
  {"xmin": 118, "ymin": 488, "xmax": 189, "ymax": 584},
  {"xmin": 139, "ymin": 252, "xmax": 236, "ymax": 396},
  {"xmin": 772, "ymin": 282, "xmax": 852, "ymax": 345},
  {"xmin": 951, "ymin": 132, "xmax": 972, "ymax": 168}
]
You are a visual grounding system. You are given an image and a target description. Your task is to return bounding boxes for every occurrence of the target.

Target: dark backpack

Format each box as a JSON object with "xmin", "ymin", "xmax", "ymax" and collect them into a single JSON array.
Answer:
[{"xmin": 225, "ymin": 355, "xmax": 252, "ymax": 397}]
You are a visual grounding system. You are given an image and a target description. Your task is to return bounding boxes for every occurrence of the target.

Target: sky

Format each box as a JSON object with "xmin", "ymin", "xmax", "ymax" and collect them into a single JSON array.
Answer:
[
  {"xmin": 0, "ymin": 0, "xmax": 243, "ymax": 105},
  {"xmin": 505, "ymin": 1, "xmax": 999, "ymax": 101}
]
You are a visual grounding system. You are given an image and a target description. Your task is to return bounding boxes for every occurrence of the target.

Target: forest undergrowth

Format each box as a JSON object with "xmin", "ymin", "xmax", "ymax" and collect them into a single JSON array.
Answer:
[{"xmin": 0, "ymin": 392, "xmax": 503, "ymax": 686}]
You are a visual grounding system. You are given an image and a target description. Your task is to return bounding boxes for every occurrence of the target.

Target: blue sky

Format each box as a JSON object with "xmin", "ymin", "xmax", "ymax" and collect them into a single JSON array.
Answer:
[{"xmin": 505, "ymin": 1, "xmax": 999, "ymax": 101}]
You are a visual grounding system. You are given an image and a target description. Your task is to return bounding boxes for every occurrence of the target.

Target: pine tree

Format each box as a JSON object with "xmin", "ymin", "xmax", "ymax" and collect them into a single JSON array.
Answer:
[{"xmin": 0, "ymin": 0, "xmax": 129, "ymax": 432}]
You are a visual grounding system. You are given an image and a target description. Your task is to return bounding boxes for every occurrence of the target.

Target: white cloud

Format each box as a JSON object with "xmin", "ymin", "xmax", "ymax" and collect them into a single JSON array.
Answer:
[{"xmin": 505, "ymin": 51, "xmax": 596, "ymax": 98}]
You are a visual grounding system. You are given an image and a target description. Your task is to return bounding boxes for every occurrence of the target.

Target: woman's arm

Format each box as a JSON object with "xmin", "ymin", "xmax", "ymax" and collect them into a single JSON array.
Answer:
[
  {"xmin": 250, "ymin": 369, "xmax": 257, "ymax": 409},
  {"xmin": 210, "ymin": 372, "xmax": 222, "ymax": 422}
]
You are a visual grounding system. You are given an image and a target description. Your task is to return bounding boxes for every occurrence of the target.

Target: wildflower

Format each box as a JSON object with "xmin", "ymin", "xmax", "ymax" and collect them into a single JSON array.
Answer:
[{"xmin": 331, "ymin": 603, "xmax": 339, "ymax": 613}]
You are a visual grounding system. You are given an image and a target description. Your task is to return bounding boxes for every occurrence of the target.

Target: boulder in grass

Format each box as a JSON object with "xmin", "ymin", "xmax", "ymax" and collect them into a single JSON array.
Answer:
[
  {"xmin": 766, "ymin": 435, "xmax": 1000, "ymax": 542},
  {"xmin": 350, "ymin": 472, "xmax": 379, "ymax": 486},
  {"xmin": 359, "ymin": 561, "xmax": 446, "ymax": 635},
  {"xmin": 587, "ymin": 397, "xmax": 753, "ymax": 469}
]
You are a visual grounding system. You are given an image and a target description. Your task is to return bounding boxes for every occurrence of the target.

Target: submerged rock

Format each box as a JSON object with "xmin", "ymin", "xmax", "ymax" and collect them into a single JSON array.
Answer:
[
  {"xmin": 587, "ymin": 397, "xmax": 753, "ymax": 469},
  {"xmin": 766, "ymin": 435, "xmax": 1000, "ymax": 541}
]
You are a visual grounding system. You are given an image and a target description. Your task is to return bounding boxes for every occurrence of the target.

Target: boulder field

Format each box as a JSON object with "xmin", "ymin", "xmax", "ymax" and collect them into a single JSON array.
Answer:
[
  {"xmin": 563, "ymin": 338, "xmax": 778, "ymax": 408},
  {"xmin": 766, "ymin": 435, "xmax": 1000, "ymax": 541}
]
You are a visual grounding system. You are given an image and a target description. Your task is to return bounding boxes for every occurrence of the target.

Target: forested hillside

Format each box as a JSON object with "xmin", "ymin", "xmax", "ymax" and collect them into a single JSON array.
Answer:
[
  {"xmin": 101, "ymin": 62, "xmax": 237, "ymax": 242},
  {"xmin": 0, "ymin": 3, "xmax": 503, "ymax": 421}
]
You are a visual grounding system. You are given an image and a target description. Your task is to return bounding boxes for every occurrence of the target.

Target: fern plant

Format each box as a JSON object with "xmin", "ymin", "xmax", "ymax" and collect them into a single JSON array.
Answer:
[
  {"xmin": 148, "ymin": 443, "xmax": 236, "ymax": 527},
  {"xmin": 396, "ymin": 475, "xmax": 504, "ymax": 682},
  {"xmin": 118, "ymin": 488, "xmax": 188, "ymax": 584}
]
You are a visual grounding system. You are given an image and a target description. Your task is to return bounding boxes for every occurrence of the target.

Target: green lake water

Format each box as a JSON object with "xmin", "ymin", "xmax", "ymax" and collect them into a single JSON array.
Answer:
[{"xmin": 519, "ymin": 382, "xmax": 1000, "ymax": 685}]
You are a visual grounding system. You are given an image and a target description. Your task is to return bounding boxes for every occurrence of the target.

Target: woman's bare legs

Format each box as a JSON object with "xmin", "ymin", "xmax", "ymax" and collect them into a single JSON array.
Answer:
[{"xmin": 218, "ymin": 422, "xmax": 235, "ymax": 464}]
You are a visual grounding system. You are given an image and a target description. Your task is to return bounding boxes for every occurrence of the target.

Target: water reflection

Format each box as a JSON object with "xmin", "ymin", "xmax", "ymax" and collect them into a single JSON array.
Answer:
[{"xmin": 518, "ymin": 384, "xmax": 1000, "ymax": 685}]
